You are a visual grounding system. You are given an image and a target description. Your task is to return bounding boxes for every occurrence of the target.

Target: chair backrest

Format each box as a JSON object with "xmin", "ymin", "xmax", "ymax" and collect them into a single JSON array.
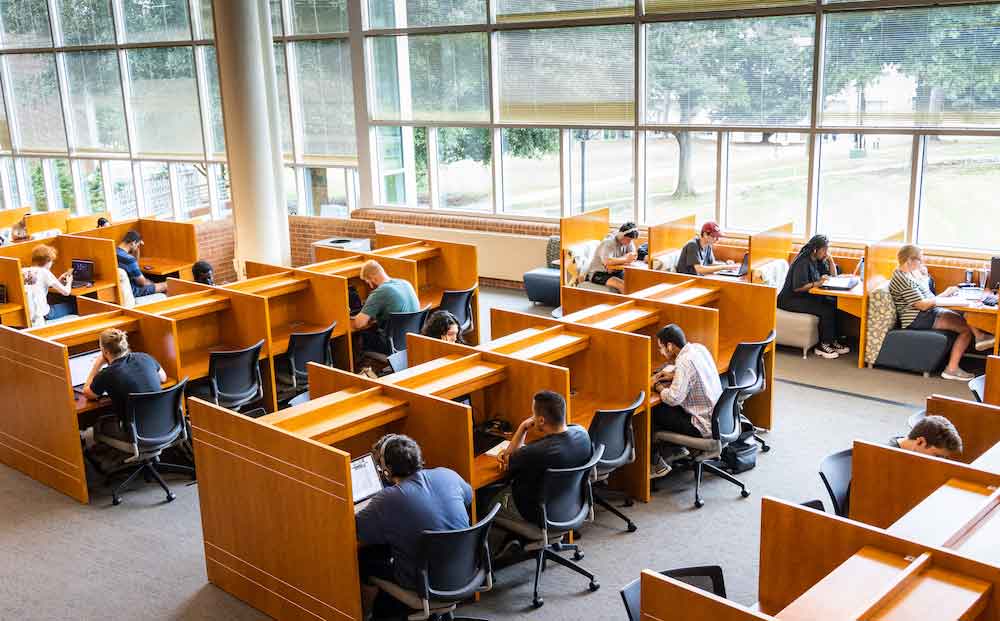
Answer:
[
  {"xmin": 801, "ymin": 499, "xmax": 825, "ymax": 512},
  {"xmin": 418, "ymin": 503, "xmax": 500, "ymax": 603},
  {"xmin": 439, "ymin": 286, "xmax": 477, "ymax": 332},
  {"xmin": 819, "ymin": 448, "xmax": 853, "ymax": 517},
  {"xmin": 620, "ymin": 565, "xmax": 727, "ymax": 621},
  {"xmin": 287, "ymin": 322, "xmax": 336, "ymax": 379},
  {"xmin": 388, "ymin": 349, "xmax": 408, "ymax": 372},
  {"xmin": 711, "ymin": 379, "xmax": 744, "ymax": 444},
  {"xmin": 970, "ymin": 374, "xmax": 986, "ymax": 403},
  {"xmin": 589, "ymin": 392, "xmax": 644, "ymax": 472},
  {"xmin": 125, "ymin": 379, "xmax": 189, "ymax": 452},
  {"xmin": 387, "ymin": 308, "xmax": 430, "ymax": 353},
  {"xmin": 726, "ymin": 331, "xmax": 776, "ymax": 394},
  {"xmin": 541, "ymin": 444, "xmax": 604, "ymax": 531},
  {"xmin": 209, "ymin": 340, "xmax": 265, "ymax": 407}
]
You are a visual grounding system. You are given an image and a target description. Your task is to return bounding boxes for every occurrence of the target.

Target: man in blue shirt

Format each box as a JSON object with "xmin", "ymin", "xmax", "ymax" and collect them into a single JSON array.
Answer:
[
  {"xmin": 116, "ymin": 230, "xmax": 167, "ymax": 298},
  {"xmin": 357, "ymin": 434, "xmax": 472, "ymax": 618}
]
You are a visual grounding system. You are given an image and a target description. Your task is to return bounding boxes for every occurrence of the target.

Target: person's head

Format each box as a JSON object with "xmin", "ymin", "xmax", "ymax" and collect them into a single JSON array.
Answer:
[
  {"xmin": 121, "ymin": 230, "xmax": 143, "ymax": 253},
  {"xmin": 802, "ymin": 234, "xmax": 830, "ymax": 262},
  {"xmin": 192, "ymin": 260, "xmax": 214, "ymax": 285},
  {"xmin": 372, "ymin": 433, "xmax": 423, "ymax": 482},
  {"xmin": 532, "ymin": 390, "xmax": 568, "ymax": 434},
  {"xmin": 422, "ymin": 310, "xmax": 461, "ymax": 343},
  {"xmin": 656, "ymin": 323, "xmax": 687, "ymax": 359},
  {"xmin": 699, "ymin": 222, "xmax": 722, "ymax": 247},
  {"xmin": 96, "ymin": 217, "xmax": 110, "ymax": 228},
  {"xmin": 897, "ymin": 244, "xmax": 924, "ymax": 270},
  {"xmin": 360, "ymin": 260, "xmax": 389, "ymax": 289},
  {"xmin": 616, "ymin": 222, "xmax": 640, "ymax": 244},
  {"xmin": 901, "ymin": 415, "xmax": 963, "ymax": 458},
  {"xmin": 99, "ymin": 328, "xmax": 130, "ymax": 362},
  {"xmin": 30, "ymin": 244, "xmax": 57, "ymax": 269}
]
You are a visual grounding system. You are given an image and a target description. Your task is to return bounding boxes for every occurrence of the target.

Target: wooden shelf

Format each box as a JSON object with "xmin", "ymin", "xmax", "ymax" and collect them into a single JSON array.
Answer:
[{"xmin": 33, "ymin": 314, "xmax": 139, "ymax": 348}]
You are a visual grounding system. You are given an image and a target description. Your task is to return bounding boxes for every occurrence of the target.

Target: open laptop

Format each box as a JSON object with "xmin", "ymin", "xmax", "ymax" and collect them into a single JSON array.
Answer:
[
  {"xmin": 69, "ymin": 350, "xmax": 103, "ymax": 390},
  {"xmin": 821, "ymin": 275, "xmax": 860, "ymax": 291},
  {"xmin": 71, "ymin": 259, "xmax": 95, "ymax": 289},
  {"xmin": 716, "ymin": 252, "xmax": 749, "ymax": 278},
  {"xmin": 991, "ymin": 257, "xmax": 1000, "ymax": 290},
  {"xmin": 351, "ymin": 453, "xmax": 384, "ymax": 512}
]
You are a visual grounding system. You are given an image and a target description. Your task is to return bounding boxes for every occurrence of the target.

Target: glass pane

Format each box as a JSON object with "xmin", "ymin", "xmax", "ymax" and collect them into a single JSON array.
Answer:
[
  {"xmin": 127, "ymin": 47, "xmax": 204, "ymax": 156},
  {"xmin": 5, "ymin": 157, "xmax": 18, "ymax": 206},
  {"xmin": 496, "ymin": 0, "xmax": 632, "ymax": 22},
  {"xmin": 918, "ymin": 136, "xmax": 999, "ymax": 251},
  {"xmin": 569, "ymin": 130, "xmax": 634, "ymax": 222},
  {"xmin": 78, "ymin": 160, "xmax": 106, "ymax": 214},
  {"xmin": 195, "ymin": 0, "xmax": 214, "ymax": 38},
  {"xmin": 106, "ymin": 161, "xmax": 137, "ymax": 219},
  {"xmin": 645, "ymin": 131, "xmax": 717, "ymax": 225},
  {"xmin": 294, "ymin": 40, "xmax": 356, "ymax": 157},
  {"xmin": 0, "ymin": 87, "xmax": 12, "ymax": 151},
  {"xmin": 283, "ymin": 166, "xmax": 299, "ymax": 214},
  {"xmin": 303, "ymin": 167, "xmax": 349, "ymax": 217},
  {"xmin": 817, "ymin": 134, "xmax": 911, "ymax": 241},
  {"xmin": 56, "ymin": 0, "xmax": 114, "ymax": 46},
  {"xmin": 647, "ymin": 0, "xmax": 804, "ymax": 14},
  {"xmin": 122, "ymin": 0, "xmax": 191, "ymax": 42},
  {"xmin": 214, "ymin": 164, "xmax": 231, "ymax": 217},
  {"xmin": 7, "ymin": 54, "xmax": 67, "ymax": 152},
  {"xmin": 140, "ymin": 162, "xmax": 171, "ymax": 218},
  {"xmin": 64, "ymin": 51, "xmax": 128, "ymax": 153},
  {"xmin": 726, "ymin": 133, "xmax": 808, "ymax": 233},
  {"xmin": 499, "ymin": 26, "xmax": 633, "ymax": 125},
  {"xmin": 501, "ymin": 128, "xmax": 561, "ymax": 218},
  {"xmin": 25, "ymin": 159, "xmax": 47, "ymax": 210},
  {"xmin": 822, "ymin": 6, "xmax": 1000, "ymax": 128},
  {"xmin": 273, "ymin": 44, "xmax": 293, "ymax": 157},
  {"xmin": 290, "ymin": 0, "xmax": 347, "ymax": 35},
  {"xmin": 271, "ymin": 0, "xmax": 283, "ymax": 35},
  {"xmin": 176, "ymin": 163, "xmax": 210, "ymax": 219},
  {"xmin": 437, "ymin": 127, "xmax": 490, "ymax": 212},
  {"xmin": 376, "ymin": 126, "xmax": 406, "ymax": 204},
  {"xmin": 0, "ymin": 0, "xmax": 52, "ymax": 48},
  {"xmin": 413, "ymin": 127, "xmax": 429, "ymax": 207},
  {"xmin": 370, "ymin": 33, "xmax": 489, "ymax": 122},
  {"xmin": 51, "ymin": 159, "xmax": 75, "ymax": 212},
  {"xmin": 201, "ymin": 46, "xmax": 226, "ymax": 158},
  {"xmin": 367, "ymin": 0, "xmax": 486, "ymax": 28},
  {"xmin": 646, "ymin": 16, "xmax": 814, "ymax": 127}
]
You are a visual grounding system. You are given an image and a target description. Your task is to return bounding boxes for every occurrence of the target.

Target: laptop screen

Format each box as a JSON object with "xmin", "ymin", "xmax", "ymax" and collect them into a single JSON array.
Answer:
[
  {"xmin": 69, "ymin": 350, "xmax": 102, "ymax": 388},
  {"xmin": 72, "ymin": 259, "xmax": 94, "ymax": 282},
  {"xmin": 991, "ymin": 257, "xmax": 1000, "ymax": 290},
  {"xmin": 351, "ymin": 454, "xmax": 384, "ymax": 504}
]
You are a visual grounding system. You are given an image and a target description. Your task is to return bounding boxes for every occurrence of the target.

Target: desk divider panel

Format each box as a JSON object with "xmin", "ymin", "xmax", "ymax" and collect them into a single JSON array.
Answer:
[
  {"xmin": 0, "ymin": 255, "xmax": 29, "ymax": 327},
  {"xmin": 748, "ymin": 221, "xmax": 793, "ymax": 280},
  {"xmin": 188, "ymin": 397, "xmax": 362, "ymax": 621},
  {"xmin": 245, "ymin": 260, "xmax": 290, "ymax": 278},
  {"xmin": 60, "ymin": 235, "xmax": 121, "ymax": 302},
  {"xmin": 65, "ymin": 214, "xmax": 105, "ymax": 234},
  {"xmin": 646, "ymin": 214, "xmax": 696, "ymax": 268},
  {"xmin": 0, "ymin": 326, "xmax": 88, "ymax": 503},
  {"xmin": 138, "ymin": 218, "xmax": 198, "ymax": 264},
  {"xmin": 0, "ymin": 206, "xmax": 29, "ymax": 229},
  {"xmin": 641, "ymin": 571, "xmax": 774, "ymax": 621},
  {"xmin": 986, "ymin": 356, "xmax": 999, "ymax": 406},
  {"xmin": 24, "ymin": 210, "xmax": 69, "ymax": 235},
  {"xmin": 865, "ymin": 232, "xmax": 904, "ymax": 294},
  {"xmin": 311, "ymin": 246, "xmax": 420, "ymax": 300},
  {"xmin": 560, "ymin": 208, "xmax": 610, "ymax": 287},
  {"xmin": 926, "ymin": 395, "xmax": 1000, "ymax": 464}
]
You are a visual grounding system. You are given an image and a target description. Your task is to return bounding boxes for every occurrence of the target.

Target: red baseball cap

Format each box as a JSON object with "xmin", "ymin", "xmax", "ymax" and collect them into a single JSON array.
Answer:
[{"xmin": 701, "ymin": 222, "xmax": 722, "ymax": 238}]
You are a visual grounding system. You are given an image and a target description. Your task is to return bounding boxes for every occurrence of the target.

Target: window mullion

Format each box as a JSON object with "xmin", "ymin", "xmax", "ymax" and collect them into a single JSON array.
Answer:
[{"xmin": 907, "ymin": 135, "xmax": 924, "ymax": 243}]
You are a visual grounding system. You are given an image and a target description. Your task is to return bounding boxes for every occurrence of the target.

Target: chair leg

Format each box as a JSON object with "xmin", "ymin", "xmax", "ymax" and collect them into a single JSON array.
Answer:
[
  {"xmin": 595, "ymin": 492, "xmax": 637, "ymax": 532},
  {"xmin": 158, "ymin": 461, "xmax": 197, "ymax": 480},
  {"xmin": 543, "ymin": 548, "xmax": 600, "ymax": 592},
  {"xmin": 111, "ymin": 465, "xmax": 146, "ymax": 506},
  {"xmin": 147, "ymin": 464, "xmax": 177, "ymax": 503},
  {"xmin": 753, "ymin": 433, "xmax": 771, "ymax": 453},
  {"xmin": 702, "ymin": 461, "xmax": 751, "ymax": 499},
  {"xmin": 532, "ymin": 548, "xmax": 545, "ymax": 609},
  {"xmin": 694, "ymin": 462, "xmax": 705, "ymax": 508}
]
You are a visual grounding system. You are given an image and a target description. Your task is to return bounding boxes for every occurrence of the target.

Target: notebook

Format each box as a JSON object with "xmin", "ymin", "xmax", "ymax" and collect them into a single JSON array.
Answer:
[{"xmin": 820, "ymin": 276, "xmax": 860, "ymax": 291}]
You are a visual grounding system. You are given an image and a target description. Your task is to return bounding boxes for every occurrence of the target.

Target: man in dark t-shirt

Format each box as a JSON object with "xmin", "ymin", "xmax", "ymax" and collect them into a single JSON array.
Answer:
[
  {"xmin": 117, "ymin": 230, "xmax": 167, "ymax": 298},
  {"xmin": 495, "ymin": 391, "xmax": 592, "ymax": 528},
  {"xmin": 676, "ymin": 222, "xmax": 732, "ymax": 276}
]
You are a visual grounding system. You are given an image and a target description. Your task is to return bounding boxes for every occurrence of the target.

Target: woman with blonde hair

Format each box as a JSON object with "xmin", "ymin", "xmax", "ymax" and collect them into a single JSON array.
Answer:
[
  {"xmin": 889, "ymin": 244, "xmax": 993, "ymax": 380},
  {"xmin": 22, "ymin": 244, "xmax": 74, "ymax": 326}
]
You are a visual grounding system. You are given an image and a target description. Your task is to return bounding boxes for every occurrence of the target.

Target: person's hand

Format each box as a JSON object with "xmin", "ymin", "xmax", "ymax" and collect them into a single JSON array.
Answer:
[
  {"xmin": 726, "ymin": 259, "xmax": 735, "ymax": 265},
  {"xmin": 942, "ymin": 286, "xmax": 958, "ymax": 297},
  {"xmin": 60, "ymin": 269, "xmax": 73, "ymax": 282},
  {"xmin": 819, "ymin": 275, "xmax": 831, "ymax": 285},
  {"xmin": 497, "ymin": 447, "xmax": 511, "ymax": 470},
  {"xmin": 626, "ymin": 251, "xmax": 638, "ymax": 262}
]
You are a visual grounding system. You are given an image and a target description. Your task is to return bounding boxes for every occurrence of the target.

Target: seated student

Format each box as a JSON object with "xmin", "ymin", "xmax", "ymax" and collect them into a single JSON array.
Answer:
[
  {"xmin": 676, "ymin": 222, "xmax": 734, "ymax": 276},
  {"xmin": 96, "ymin": 217, "xmax": 110, "ymax": 228},
  {"xmin": 584, "ymin": 222, "xmax": 640, "ymax": 293},
  {"xmin": 22, "ymin": 244, "xmax": 75, "ymax": 327},
  {"xmin": 356, "ymin": 434, "xmax": 472, "ymax": 618},
  {"xmin": 421, "ymin": 309, "xmax": 462, "ymax": 344},
  {"xmin": 493, "ymin": 391, "xmax": 592, "ymax": 531},
  {"xmin": 192, "ymin": 260, "xmax": 214, "ymax": 286},
  {"xmin": 117, "ymin": 230, "xmax": 168, "ymax": 298},
  {"xmin": 650, "ymin": 324, "xmax": 722, "ymax": 476},
  {"xmin": 890, "ymin": 244, "xmax": 994, "ymax": 381},
  {"xmin": 889, "ymin": 414, "xmax": 963, "ymax": 458},
  {"xmin": 351, "ymin": 260, "xmax": 420, "ymax": 354},
  {"xmin": 777, "ymin": 234, "xmax": 850, "ymax": 359},
  {"xmin": 11, "ymin": 216, "xmax": 30, "ymax": 243}
]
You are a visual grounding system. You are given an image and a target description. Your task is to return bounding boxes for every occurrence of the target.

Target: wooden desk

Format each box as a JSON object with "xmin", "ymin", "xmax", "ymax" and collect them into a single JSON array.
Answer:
[
  {"xmin": 0, "ymin": 255, "xmax": 29, "ymax": 327},
  {"xmin": 76, "ymin": 218, "xmax": 198, "ymax": 280},
  {"xmin": 959, "ymin": 303, "xmax": 999, "ymax": 356},
  {"xmin": 0, "ymin": 234, "xmax": 122, "ymax": 305},
  {"xmin": 808, "ymin": 281, "xmax": 864, "ymax": 317}
]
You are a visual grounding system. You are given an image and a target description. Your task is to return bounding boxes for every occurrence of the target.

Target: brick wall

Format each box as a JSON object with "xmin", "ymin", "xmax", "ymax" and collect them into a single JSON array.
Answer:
[
  {"xmin": 195, "ymin": 218, "xmax": 237, "ymax": 284},
  {"xmin": 288, "ymin": 215, "xmax": 376, "ymax": 267}
]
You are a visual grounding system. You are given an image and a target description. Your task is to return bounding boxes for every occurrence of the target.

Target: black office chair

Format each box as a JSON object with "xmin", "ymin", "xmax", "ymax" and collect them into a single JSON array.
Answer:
[
  {"xmin": 801, "ymin": 499, "xmax": 826, "ymax": 511},
  {"xmin": 653, "ymin": 376, "xmax": 751, "ymax": 508},
  {"xmin": 589, "ymin": 392, "xmax": 645, "ymax": 533},
  {"xmin": 439, "ymin": 286, "xmax": 477, "ymax": 338},
  {"xmin": 188, "ymin": 340, "xmax": 265, "ymax": 413},
  {"xmin": 726, "ymin": 330, "xmax": 776, "ymax": 453},
  {"xmin": 819, "ymin": 448, "xmax": 853, "ymax": 517},
  {"xmin": 94, "ymin": 379, "xmax": 195, "ymax": 506},
  {"xmin": 287, "ymin": 391, "xmax": 311, "ymax": 407},
  {"xmin": 275, "ymin": 322, "xmax": 336, "ymax": 400},
  {"xmin": 970, "ymin": 374, "xmax": 986, "ymax": 403},
  {"xmin": 620, "ymin": 565, "xmax": 726, "ymax": 621},
  {"xmin": 361, "ymin": 308, "xmax": 430, "ymax": 366},
  {"xmin": 373, "ymin": 503, "xmax": 500, "ymax": 621},
  {"xmin": 496, "ymin": 445, "xmax": 605, "ymax": 609}
]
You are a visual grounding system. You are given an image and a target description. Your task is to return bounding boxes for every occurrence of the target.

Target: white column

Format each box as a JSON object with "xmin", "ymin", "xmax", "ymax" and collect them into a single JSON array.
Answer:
[{"xmin": 213, "ymin": 0, "xmax": 290, "ymax": 274}]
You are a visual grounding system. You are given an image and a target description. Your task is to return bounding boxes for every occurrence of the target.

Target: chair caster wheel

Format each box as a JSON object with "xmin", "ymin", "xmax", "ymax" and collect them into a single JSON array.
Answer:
[
  {"xmin": 573, "ymin": 551, "xmax": 584, "ymax": 561},
  {"xmin": 627, "ymin": 522, "xmax": 637, "ymax": 533},
  {"xmin": 741, "ymin": 490, "xmax": 750, "ymax": 498},
  {"xmin": 694, "ymin": 499, "xmax": 704, "ymax": 508},
  {"xmin": 761, "ymin": 445, "xmax": 771, "ymax": 453},
  {"xmin": 589, "ymin": 581, "xmax": 600, "ymax": 592},
  {"xmin": 532, "ymin": 598, "xmax": 544, "ymax": 609},
  {"xmin": 112, "ymin": 497, "xmax": 121, "ymax": 506},
  {"xmin": 166, "ymin": 492, "xmax": 176, "ymax": 502}
]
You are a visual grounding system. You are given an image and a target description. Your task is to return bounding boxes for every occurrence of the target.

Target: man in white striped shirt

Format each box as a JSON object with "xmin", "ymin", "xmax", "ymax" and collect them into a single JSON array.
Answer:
[{"xmin": 651, "ymin": 324, "xmax": 722, "ymax": 439}]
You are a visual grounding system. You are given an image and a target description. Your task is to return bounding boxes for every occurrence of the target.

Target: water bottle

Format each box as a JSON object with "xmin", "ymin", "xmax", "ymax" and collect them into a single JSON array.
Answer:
[{"xmin": 965, "ymin": 269, "xmax": 974, "ymax": 285}]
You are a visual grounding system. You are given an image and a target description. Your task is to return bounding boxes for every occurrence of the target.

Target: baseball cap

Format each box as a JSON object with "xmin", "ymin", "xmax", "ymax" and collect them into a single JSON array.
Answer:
[{"xmin": 701, "ymin": 222, "xmax": 722, "ymax": 238}]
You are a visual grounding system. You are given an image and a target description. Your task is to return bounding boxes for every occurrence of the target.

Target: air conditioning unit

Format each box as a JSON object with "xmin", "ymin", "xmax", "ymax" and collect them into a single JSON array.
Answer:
[{"xmin": 313, "ymin": 237, "xmax": 371, "ymax": 259}]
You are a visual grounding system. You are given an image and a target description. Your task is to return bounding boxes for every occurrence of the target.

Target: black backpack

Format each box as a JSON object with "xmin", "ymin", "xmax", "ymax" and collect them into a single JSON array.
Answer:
[{"xmin": 720, "ymin": 420, "xmax": 758, "ymax": 473}]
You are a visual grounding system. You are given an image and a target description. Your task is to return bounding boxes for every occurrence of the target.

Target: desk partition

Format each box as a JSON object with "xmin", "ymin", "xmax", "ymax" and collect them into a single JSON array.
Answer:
[
  {"xmin": 560, "ymin": 208, "xmax": 612, "ymax": 288},
  {"xmin": 987, "ymin": 357, "xmax": 1000, "ymax": 405},
  {"xmin": 747, "ymin": 221, "xmax": 794, "ymax": 283},
  {"xmin": 24, "ymin": 210, "xmax": 69, "ymax": 236},
  {"xmin": 0, "ymin": 234, "xmax": 121, "ymax": 305},
  {"xmin": 646, "ymin": 214, "xmax": 696, "ymax": 270},
  {"xmin": 76, "ymin": 218, "xmax": 198, "ymax": 279},
  {"xmin": 0, "ymin": 255, "xmax": 29, "ymax": 326},
  {"xmin": 0, "ymin": 206, "xmax": 29, "ymax": 230},
  {"xmin": 65, "ymin": 214, "xmax": 106, "ymax": 234}
]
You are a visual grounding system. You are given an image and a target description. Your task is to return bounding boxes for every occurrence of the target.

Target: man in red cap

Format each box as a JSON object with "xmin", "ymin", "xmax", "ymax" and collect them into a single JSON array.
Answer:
[{"xmin": 676, "ymin": 222, "xmax": 734, "ymax": 276}]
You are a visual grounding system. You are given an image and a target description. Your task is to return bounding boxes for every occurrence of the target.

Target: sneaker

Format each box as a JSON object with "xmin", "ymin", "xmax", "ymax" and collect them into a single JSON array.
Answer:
[
  {"xmin": 650, "ymin": 456, "xmax": 672, "ymax": 479},
  {"xmin": 975, "ymin": 336, "xmax": 995, "ymax": 352},
  {"xmin": 832, "ymin": 341, "xmax": 851, "ymax": 355},
  {"xmin": 814, "ymin": 343, "xmax": 839, "ymax": 359},
  {"xmin": 660, "ymin": 446, "xmax": 690, "ymax": 463},
  {"xmin": 942, "ymin": 368, "xmax": 975, "ymax": 381}
]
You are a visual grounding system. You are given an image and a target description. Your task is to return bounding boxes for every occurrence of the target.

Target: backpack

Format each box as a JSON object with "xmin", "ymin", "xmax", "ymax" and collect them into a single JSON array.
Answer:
[{"xmin": 720, "ymin": 419, "xmax": 759, "ymax": 473}]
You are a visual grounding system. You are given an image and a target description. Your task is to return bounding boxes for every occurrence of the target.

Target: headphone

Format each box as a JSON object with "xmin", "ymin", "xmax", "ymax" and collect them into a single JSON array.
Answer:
[{"xmin": 374, "ymin": 433, "xmax": 399, "ymax": 482}]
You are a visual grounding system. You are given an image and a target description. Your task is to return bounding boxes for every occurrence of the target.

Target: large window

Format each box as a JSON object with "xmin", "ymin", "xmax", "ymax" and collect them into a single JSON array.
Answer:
[
  {"xmin": 127, "ymin": 47, "xmax": 203, "ymax": 157},
  {"xmin": 64, "ymin": 51, "xmax": 128, "ymax": 154},
  {"xmin": 7, "ymin": 54, "xmax": 66, "ymax": 152}
]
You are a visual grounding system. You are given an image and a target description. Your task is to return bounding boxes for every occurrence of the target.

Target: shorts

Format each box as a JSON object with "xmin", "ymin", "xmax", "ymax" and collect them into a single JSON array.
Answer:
[
  {"xmin": 590, "ymin": 270, "xmax": 624, "ymax": 286},
  {"xmin": 907, "ymin": 308, "xmax": 944, "ymax": 331},
  {"xmin": 133, "ymin": 283, "xmax": 157, "ymax": 298}
]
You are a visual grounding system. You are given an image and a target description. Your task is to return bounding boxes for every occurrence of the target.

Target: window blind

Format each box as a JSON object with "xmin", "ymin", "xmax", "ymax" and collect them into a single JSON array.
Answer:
[
  {"xmin": 496, "ymin": 0, "xmax": 633, "ymax": 23},
  {"xmin": 367, "ymin": 0, "xmax": 486, "ymax": 28}
]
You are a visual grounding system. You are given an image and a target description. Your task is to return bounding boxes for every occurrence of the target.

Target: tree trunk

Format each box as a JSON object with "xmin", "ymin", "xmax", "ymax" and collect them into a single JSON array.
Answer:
[
  {"xmin": 672, "ymin": 130, "xmax": 696, "ymax": 198},
  {"xmin": 761, "ymin": 132, "xmax": 773, "ymax": 144}
]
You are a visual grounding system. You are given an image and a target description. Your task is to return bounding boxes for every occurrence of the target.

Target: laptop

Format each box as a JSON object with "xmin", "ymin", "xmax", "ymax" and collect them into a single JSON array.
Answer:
[
  {"xmin": 69, "ymin": 350, "xmax": 103, "ymax": 390},
  {"xmin": 821, "ymin": 275, "xmax": 861, "ymax": 291},
  {"xmin": 716, "ymin": 252, "xmax": 749, "ymax": 278},
  {"xmin": 351, "ymin": 453, "xmax": 384, "ymax": 509},
  {"xmin": 71, "ymin": 259, "xmax": 95, "ymax": 289}
]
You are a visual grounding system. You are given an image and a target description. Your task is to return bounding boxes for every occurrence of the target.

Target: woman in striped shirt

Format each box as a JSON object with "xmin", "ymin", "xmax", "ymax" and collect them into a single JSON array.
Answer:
[{"xmin": 889, "ymin": 245, "xmax": 994, "ymax": 381}]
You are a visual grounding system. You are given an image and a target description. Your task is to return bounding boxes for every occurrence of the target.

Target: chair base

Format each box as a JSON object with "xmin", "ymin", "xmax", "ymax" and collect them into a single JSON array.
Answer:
[
  {"xmin": 108, "ymin": 459, "xmax": 194, "ymax": 506},
  {"xmin": 529, "ymin": 542, "xmax": 600, "ymax": 609},
  {"xmin": 594, "ymin": 488, "xmax": 637, "ymax": 532},
  {"xmin": 694, "ymin": 459, "xmax": 750, "ymax": 509}
]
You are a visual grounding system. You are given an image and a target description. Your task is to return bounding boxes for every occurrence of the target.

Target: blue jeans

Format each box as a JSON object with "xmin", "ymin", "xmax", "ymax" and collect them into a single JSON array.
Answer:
[{"xmin": 45, "ymin": 294, "xmax": 77, "ymax": 320}]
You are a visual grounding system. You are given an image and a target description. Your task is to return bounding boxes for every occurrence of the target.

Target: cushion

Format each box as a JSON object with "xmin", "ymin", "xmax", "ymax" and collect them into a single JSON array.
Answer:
[
  {"xmin": 564, "ymin": 239, "xmax": 600, "ymax": 286},
  {"xmin": 653, "ymin": 249, "xmax": 681, "ymax": 273},
  {"xmin": 752, "ymin": 260, "xmax": 789, "ymax": 288},
  {"xmin": 653, "ymin": 431, "xmax": 721, "ymax": 459},
  {"xmin": 776, "ymin": 308, "xmax": 820, "ymax": 351},
  {"xmin": 370, "ymin": 578, "xmax": 457, "ymax": 614},
  {"xmin": 135, "ymin": 293, "xmax": 168, "ymax": 306},
  {"xmin": 865, "ymin": 284, "xmax": 897, "ymax": 365},
  {"xmin": 545, "ymin": 235, "xmax": 560, "ymax": 267},
  {"xmin": 117, "ymin": 268, "xmax": 136, "ymax": 308}
]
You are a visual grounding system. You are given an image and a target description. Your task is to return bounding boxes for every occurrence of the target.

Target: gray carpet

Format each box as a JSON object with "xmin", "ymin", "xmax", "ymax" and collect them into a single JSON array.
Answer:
[{"xmin": 0, "ymin": 288, "xmax": 934, "ymax": 620}]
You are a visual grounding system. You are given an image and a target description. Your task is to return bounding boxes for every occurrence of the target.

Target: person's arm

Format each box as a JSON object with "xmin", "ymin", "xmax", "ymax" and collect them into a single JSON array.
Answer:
[
  {"xmin": 498, "ymin": 417, "xmax": 535, "ymax": 469},
  {"xmin": 660, "ymin": 358, "xmax": 692, "ymax": 407},
  {"xmin": 355, "ymin": 494, "xmax": 386, "ymax": 546},
  {"xmin": 791, "ymin": 262, "xmax": 829, "ymax": 293},
  {"xmin": 352, "ymin": 289, "xmax": 381, "ymax": 330},
  {"xmin": 47, "ymin": 269, "xmax": 73, "ymax": 296},
  {"xmin": 824, "ymin": 255, "xmax": 839, "ymax": 276},
  {"xmin": 891, "ymin": 272, "xmax": 935, "ymax": 311},
  {"xmin": 693, "ymin": 262, "xmax": 731, "ymax": 275},
  {"xmin": 82, "ymin": 357, "xmax": 108, "ymax": 401},
  {"xmin": 351, "ymin": 312, "xmax": 373, "ymax": 331}
]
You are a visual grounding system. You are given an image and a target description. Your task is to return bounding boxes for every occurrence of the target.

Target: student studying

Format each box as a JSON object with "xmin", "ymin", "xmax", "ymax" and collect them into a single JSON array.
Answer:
[
  {"xmin": 22, "ymin": 244, "xmax": 75, "ymax": 326},
  {"xmin": 421, "ymin": 309, "xmax": 462, "ymax": 343},
  {"xmin": 778, "ymin": 234, "xmax": 851, "ymax": 359},
  {"xmin": 116, "ymin": 230, "xmax": 168, "ymax": 299},
  {"xmin": 675, "ymin": 222, "xmax": 734, "ymax": 276},
  {"xmin": 888, "ymin": 414, "xmax": 964, "ymax": 458},
  {"xmin": 585, "ymin": 222, "xmax": 640, "ymax": 293},
  {"xmin": 351, "ymin": 259, "xmax": 420, "ymax": 354}
]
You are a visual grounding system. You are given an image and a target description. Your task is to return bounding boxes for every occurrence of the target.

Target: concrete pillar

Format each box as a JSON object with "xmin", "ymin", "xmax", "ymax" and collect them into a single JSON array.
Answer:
[{"xmin": 212, "ymin": 0, "xmax": 290, "ymax": 275}]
